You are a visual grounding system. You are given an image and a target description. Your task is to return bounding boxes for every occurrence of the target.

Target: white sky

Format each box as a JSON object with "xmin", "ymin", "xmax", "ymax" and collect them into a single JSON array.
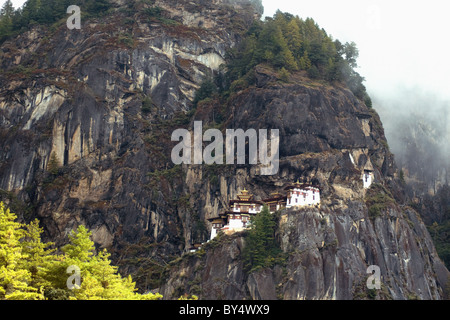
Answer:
[
  {"xmin": 262, "ymin": 0, "xmax": 450, "ymax": 101},
  {"xmin": 3, "ymin": 0, "xmax": 450, "ymax": 101}
]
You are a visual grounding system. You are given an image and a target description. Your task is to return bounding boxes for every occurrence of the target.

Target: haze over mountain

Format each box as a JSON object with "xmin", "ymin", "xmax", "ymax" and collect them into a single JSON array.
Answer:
[
  {"xmin": 0, "ymin": 0, "xmax": 449, "ymax": 300},
  {"xmin": 262, "ymin": 0, "xmax": 450, "ymax": 191}
]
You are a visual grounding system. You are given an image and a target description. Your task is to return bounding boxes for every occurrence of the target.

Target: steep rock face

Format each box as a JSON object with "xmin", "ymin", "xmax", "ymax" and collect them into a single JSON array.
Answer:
[
  {"xmin": 161, "ymin": 204, "xmax": 449, "ymax": 300},
  {"xmin": 157, "ymin": 69, "xmax": 449, "ymax": 299},
  {"xmin": 0, "ymin": 0, "xmax": 259, "ymax": 251},
  {"xmin": 0, "ymin": 0, "xmax": 448, "ymax": 299}
]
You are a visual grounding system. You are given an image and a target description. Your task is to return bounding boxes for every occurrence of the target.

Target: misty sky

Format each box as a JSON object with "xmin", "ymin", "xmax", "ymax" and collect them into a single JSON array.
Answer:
[
  {"xmin": 262, "ymin": 0, "xmax": 450, "ymax": 101},
  {"xmin": 262, "ymin": 0, "xmax": 450, "ymax": 182}
]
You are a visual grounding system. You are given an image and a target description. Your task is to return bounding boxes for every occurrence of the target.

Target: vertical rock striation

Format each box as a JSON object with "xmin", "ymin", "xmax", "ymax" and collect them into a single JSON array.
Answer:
[{"xmin": 0, "ymin": 0, "xmax": 448, "ymax": 299}]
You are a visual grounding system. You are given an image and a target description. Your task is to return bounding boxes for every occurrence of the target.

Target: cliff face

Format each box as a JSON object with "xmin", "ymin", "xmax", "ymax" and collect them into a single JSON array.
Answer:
[
  {"xmin": 0, "ymin": 0, "xmax": 448, "ymax": 299},
  {"xmin": 0, "ymin": 0, "xmax": 258, "ymax": 249},
  {"xmin": 161, "ymin": 203, "xmax": 448, "ymax": 300},
  {"xmin": 158, "ymin": 72, "xmax": 449, "ymax": 298}
]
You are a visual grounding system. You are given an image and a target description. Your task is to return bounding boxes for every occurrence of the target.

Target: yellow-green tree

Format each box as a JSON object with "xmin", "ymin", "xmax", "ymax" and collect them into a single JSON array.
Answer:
[
  {"xmin": 285, "ymin": 19, "xmax": 302, "ymax": 59},
  {"xmin": 299, "ymin": 50, "xmax": 312, "ymax": 71},
  {"xmin": 0, "ymin": 202, "xmax": 162, "ymax": 300},
  {"xmin": 0, "ymin": 202, "xmax": 43, "ymax": 300},
  {"xmin": 19, "ymin": 219, "xmax": 59, "ymax": 291},
  {"xmin": 60, "ymin": 225, "xmax": 162, "ymax": 300}
]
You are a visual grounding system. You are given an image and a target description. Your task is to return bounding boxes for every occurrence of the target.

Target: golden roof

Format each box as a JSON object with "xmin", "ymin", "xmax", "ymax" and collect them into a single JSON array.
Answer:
[{"xmin": 237, "ymin": 189, "xmax": 253, "ymax": 201}]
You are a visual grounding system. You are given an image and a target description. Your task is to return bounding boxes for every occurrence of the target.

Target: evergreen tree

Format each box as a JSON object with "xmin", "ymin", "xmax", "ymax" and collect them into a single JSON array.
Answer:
[
  {"xmin": 343, "ymin": 41, "xmax": 359, "ymax": 69},
  {"xmin": 0, "ymin": 0, "xmax": 14, "ymax": 42},
  {"xmin": 0, "ymin": 0, "xmax": 14, "ymax": 17},
  {"xmin": 307, "ymin": 64, "xmax": 320, "ymax": 79},
  {"xmin": 299, "ymin": 50, "xmax": 312, "ymax": 70},
  {"xmin": 243, "ymin": 205, "xmax": 280, "ymax": 272},
  {"xmin": 192, "ymin": 78, "xmax": 217, "ymax": 107},
  {"xmin": 0, "ymin": 202, "xmax": 43, "ymax": 300},
  {"xmin": 325, "ymin": 57, "xmax": 338, "ymax": 81},
  {"xmin": 260, "ymin": 22, "xmax": 297, "ymax": 70},
  {"xmin": 279, "ymin": 67, "xmax": 290, "ymax": 82},
  {"xmin": 285, "ymin": 19, "xmax": 302, "ymax": 59},
  {"xmin": 47, "ymin": 152, "xmax": 60, "ymax": 176},
  {"xmin": 19, "ymin": 219, "xmax": 59, "ymax": 291},
  {"xmin": 59, "ymin": 225, "xmax": 161, "ymax": 300}
]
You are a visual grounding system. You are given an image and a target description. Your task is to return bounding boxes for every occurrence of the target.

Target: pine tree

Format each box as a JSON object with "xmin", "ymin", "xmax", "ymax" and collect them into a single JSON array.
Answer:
[
  {"xmin": 325, "ymin": 57, "xmax": 337, "ymax": 81},
  {"xmin": 59, "ymin": 225, "xmax": 162, "ymax": 300},
  {"xmin": 19, "ymin": 219, "xmax": 59, "ymax": 291},
  {"xmin": 299, "ymin": 50, "xmax": 312, "ymax": 70},
  {"xmin": 279, "ymin": 67, "xmax": 290, "ymax": 82},
  {"xmin": 47, "ymin": 152, "xmax": 60, "ymax": 175},
  {"xmin": 243, "ymin": 205, "xmax": 280, "ymax": 273},
  {"xmin": 0, "ymin": 0, "xmax": 14, "ymax": 42},
  {"xmin": 0, "ymin": 202, "xmax": 43, "ymax": 300},
  {"xmin": 285, "ymin": 19, "xmax": 302, "ymax": 59},
  {"xmin": 307, "ymin": 64, "xmax": 320, "ymax": 79},
  {"xmin": 343, "ymin": 41, "xmax": 359, "ymax": 69}
]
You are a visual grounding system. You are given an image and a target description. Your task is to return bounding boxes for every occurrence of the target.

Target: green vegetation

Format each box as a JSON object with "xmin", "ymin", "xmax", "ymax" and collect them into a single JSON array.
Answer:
[
  {"xmin": 46, "ymin": 152, "xmax": 60, "ymax": 176},
  {"xmin": 224, "ymin": 10, "xmax": 371, "ymax": 103},
  {"xmin": 352, "ymin": 276, "xmax": 392, "ymax": 300},
  {"xmin": 410, "ymin": 184, "xmax": 450, "ymax": 270},
  {"xmin": 242, "ymin": 205, "xmax": 283, "ymax": 273},
  {"xmin": 192, "ymin": 78, "xmax": 217, "ymax": 108},
  {"xmin": 0, "ymin": 202, "xmax": 162, "ymax": 300},
  {"xmin": 278, "ymin": 67, "xmax": 290, "ymax": 82},
  {"xmin": 142, "ymin": 5, "xmax": 178, "ymax": 26},
  {"xmin": 141, "ymin": 95, "xmax": 155, "ymax": 114},
  {"xmin": 147, "ymin": 165, "xmax": 182, "ymax": 185},
  {"xmin": 117, "ymin": 32, "xmax": 134, "ymax": 48},
  {"xmin": 0, "ymin": 0, "xmax": 112, "ymax": 44},
  {"xmin": 188, "ymin": 10, "xmax": 373, "ymax": 120},
  {"xmin": 365, "ymin": 183, "xmax": 395, "ymax": 220},
  {"xmin": 428, "ymin": 217, "xmax": 450, "ymax": 269}
]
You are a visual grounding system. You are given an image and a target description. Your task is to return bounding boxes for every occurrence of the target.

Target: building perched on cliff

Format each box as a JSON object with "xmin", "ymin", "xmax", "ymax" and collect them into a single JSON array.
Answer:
[
  {"xmin": 363, "ymin": 169, "xmax": 374, "ymax": 189},
  {"xmin": 285, "ymin": 181, "xmax": 321, "ymax": 208},
  {"xmin": 208, "ymin": 181, "xmax": 321, "ymax": 240},
  {"xmin": 208, "ymin": 189, "xmax": 263, "ymax": 239}
]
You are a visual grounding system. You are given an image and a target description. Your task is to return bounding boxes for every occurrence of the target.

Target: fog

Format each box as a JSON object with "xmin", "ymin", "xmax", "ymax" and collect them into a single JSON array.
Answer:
[{"xmin": 263, "ymin": 0, "xmax": 450, "ymax": 190}]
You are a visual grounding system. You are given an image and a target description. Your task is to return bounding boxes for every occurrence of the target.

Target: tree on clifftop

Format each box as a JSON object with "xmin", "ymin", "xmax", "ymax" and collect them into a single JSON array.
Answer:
[{"xmin": 243, "ymin": 205, "xmax": 281, "ymax": 273}]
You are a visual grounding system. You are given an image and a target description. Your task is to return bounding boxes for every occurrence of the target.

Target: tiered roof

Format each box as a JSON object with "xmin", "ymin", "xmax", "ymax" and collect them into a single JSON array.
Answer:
[
  {"xmin": 283, "ymin": 180, "xmax": 320, "ymax": 191},
  {"xmin": 229, "ymin": 189, "xmax": 264, "ymax": 205}
]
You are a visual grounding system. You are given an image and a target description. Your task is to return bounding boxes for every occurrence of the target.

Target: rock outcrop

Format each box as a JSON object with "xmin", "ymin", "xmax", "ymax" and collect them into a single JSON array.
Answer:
[
  {"xmin": 160, "ymin": 203, "xmax": 449, "ymax": 300},
  {"xmin": 0, "ymin": 0, "xmax": 448, "ymax": 299}
]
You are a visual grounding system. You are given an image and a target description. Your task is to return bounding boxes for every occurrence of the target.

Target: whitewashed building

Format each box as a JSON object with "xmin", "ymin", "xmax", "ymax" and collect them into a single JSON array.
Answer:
[
  {"xmin": 207, "ymin": 182, "xmax": 322, "ymax": 241},
  {"xmin": 208, "ymin": 189, "xmax": 263, "ymax": 240},
  {"xmin": 363, "ymin": 169, "xmax": 374, "ymax": 189},
  {"xmin": 285, "ymin": 181, "xmax": 320, "ymax": 208}
]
